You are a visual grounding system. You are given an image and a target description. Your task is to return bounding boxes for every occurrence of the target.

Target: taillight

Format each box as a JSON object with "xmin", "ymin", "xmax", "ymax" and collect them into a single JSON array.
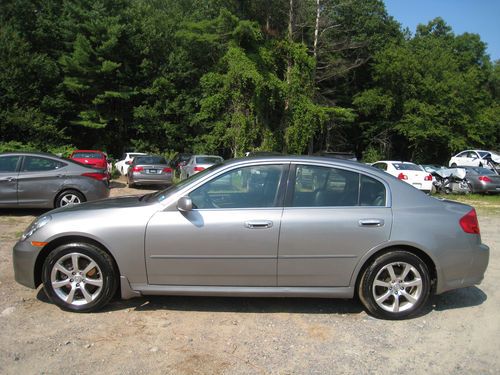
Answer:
[
  {"xmin": 478, "ymin": 176, "xmax": 492, "ymax": 182},
  {"xmin": 424, "ymin": 174, "xmax": 432, "ymax": 181},
  {"xmin": 162, "ymin": 167, "xmax": 172, "ymax": 173},
  {"xmin": 194, "ymin": 167, "xmax": 205, "ymax": 172},
  {"xmin": 398, "ymin": 173, "xmax": 408, "ymax": 180},
  {"xmin": 132, "ymin": 166, "xmax": 143, "ymax": 172},
  {"xmin": 459, "ymin": 209, "xmax": 480, "ymax": 234},
  {"xmin": 82, "ymin": 172, "xmax": 107, "ymax": 181}
]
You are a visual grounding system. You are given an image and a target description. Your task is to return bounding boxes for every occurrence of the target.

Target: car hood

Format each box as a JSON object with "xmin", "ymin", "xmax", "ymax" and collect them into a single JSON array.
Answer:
[{"xmin": 49, "ymin": 195, "xmax": 152, "ymax": 214}]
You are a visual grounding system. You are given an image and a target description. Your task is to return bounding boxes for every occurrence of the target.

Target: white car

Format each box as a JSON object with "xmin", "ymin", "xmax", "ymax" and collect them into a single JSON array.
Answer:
[
  {"xmin": 449, "ymin": 150, "xmax": 500, "ymax": 169},
  {"xmin": 372, "ymin": 161, "xmax": 433, "ymax": 193},
  {"xmin": 115, "ymin": 152, "xmax": 147, "ymax": 176}
]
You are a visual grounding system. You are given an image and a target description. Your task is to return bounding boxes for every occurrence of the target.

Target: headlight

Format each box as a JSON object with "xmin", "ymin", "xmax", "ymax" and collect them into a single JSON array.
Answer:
[{"xmin": 21, "ymin": 215, "xmax": 52, "ymax": 241}]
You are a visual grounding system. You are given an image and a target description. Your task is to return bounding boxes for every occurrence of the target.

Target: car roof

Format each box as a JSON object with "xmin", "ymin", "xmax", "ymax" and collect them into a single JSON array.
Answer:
[
  {"xmin": 0, "ymin": 151, "xmax": 60, "ymax": 158},
  {"xmin": 375, "ymin": 160, "xmax": 417, "ymax": 165}
]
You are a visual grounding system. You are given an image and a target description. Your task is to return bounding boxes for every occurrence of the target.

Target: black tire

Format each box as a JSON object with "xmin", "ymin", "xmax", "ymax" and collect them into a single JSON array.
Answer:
[
  {"xmin": 55, "ymin": 189, "xmax": 85, "ymax": 208},
  {"xmin": 451, "ymin": 163, "xmax": 457, "ymax": 167},
  {"xmin": 358, "ymin": 250, "xmax": 431, "ymax": 320},
  {"xmin": 42, "ymin": 242, "xmax": 118, "ymax": 313}
]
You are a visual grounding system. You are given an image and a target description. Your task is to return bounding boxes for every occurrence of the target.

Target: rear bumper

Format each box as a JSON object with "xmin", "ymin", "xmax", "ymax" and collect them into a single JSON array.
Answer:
[{"xmin": 130, "ymin": 174, "xmax": 172, "ymax": 185}]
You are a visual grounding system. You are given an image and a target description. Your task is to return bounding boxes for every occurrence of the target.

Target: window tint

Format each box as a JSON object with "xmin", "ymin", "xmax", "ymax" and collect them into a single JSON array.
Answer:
[
  {"xmin": 135, "ymin": 156, "xmax": 167, "ymax": 164},
  {"xmin": 72, "ymin": 152, "xmax": 103, "ymax": 159},
  {"xmin": 195, "ymin": 156, "xmax": 223, "ymax": 164},
  {"xmin": 292, "ymin": 165, "xmax": 359, "ymax": 207},
  {"xmin": 189, "ymin": 165, "xmax": 284, "ymax": 209},
  {"xmin": 391, "ymin": 163, "xmax": 421, "ymax": 171},
  {"xmin": 373, "ymin": 163, "xmax": 387, "ymax": 171},
  {"xmin": 360, "ymin": 175, "xmax": 386, "ymax": 206},
  {"xmin": 0, "ymin": 156, "xmax": 20, "ymax": 172},
  {"xmin": 478, "ymin": 151, "xmax": 489, "ymax": 158},
  {"xmin": 22, "ymin": 156, "xmax": 65, "ymax": 172}
]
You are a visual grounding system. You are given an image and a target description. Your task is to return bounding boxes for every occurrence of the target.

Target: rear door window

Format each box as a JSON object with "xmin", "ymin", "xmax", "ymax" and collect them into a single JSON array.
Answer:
[{"xmin": 22, "ymin": 156, "xmax": 66, "ymax": 172}]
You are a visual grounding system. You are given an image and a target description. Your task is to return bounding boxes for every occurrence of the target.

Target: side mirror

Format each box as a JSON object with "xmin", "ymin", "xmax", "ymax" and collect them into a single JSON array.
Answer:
[{"xmin": 177, "ymin": 196, "xmax": 193, "ymax": 212}]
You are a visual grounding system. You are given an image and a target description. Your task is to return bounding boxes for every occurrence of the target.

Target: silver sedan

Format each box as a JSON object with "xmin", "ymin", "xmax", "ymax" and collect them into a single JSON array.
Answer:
[{"xmin": 13, "ymin": 156, "xmax": 489, "ymax": 319}]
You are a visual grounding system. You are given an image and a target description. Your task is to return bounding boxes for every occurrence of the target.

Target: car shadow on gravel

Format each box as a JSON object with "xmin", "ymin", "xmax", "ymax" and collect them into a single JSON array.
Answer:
[
  {"xmin": 110, "ymin": 180, "xmax": 126, "ymax": 188},
  {"xmin": 35, "ymin": 286, "xmax": 487, "ymax": 316},
  {"xmin": 0, "ymin": 208, "xmax": 48, "ymax": 217}
]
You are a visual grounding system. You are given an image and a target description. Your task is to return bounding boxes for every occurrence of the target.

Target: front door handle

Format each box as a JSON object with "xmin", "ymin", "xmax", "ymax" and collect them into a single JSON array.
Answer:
[
  {"xmin": 0, "ymin": 177, "xmax": 16, "ymax": 182},
  {"xmin": 359, "ymin": 219, "xmax": 384, "ymax": 227},
  {"xmin": 244, "ymin": 220, "xmax": 273, "ymax": 229}
]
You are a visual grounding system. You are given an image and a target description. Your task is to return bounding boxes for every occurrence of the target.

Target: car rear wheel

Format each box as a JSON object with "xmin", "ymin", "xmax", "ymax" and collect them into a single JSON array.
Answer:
[
  {"xmin": 42, "ymin": 243, "xmax": 117, "ymax": 312},
  {"xmin": 358, "ymin": 251, "xmax": 431, "ymax": 320},
  {"xmin": 451, "ymin": 163, "xmax": 457, "ymax": 167},
  {"xmin": 55, "ymin": 190, "xmax": 85, "ymax": 208}
]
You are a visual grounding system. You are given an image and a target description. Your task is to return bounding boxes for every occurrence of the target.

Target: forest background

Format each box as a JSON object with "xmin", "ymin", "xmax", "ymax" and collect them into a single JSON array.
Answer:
[{"xmin": 0, "ymin": 0, "xmax": 498, "ymax": 163}]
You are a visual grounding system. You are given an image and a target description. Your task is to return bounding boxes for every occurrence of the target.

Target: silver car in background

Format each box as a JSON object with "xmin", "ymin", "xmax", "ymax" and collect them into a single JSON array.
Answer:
[
  {"xmin": 0, "ymin": 152, "xmax": 110, "ymax": 208},
  {"xmin": 126, "ymin": 155, "xmax": 173, "ymax": 188},
  {"xmin": 13, "ymin": 156, "xmax": 489, "ymax": 319},
  {"xmin": 180, "ymin": 155, "xmax": 223, "ymax": 180}
]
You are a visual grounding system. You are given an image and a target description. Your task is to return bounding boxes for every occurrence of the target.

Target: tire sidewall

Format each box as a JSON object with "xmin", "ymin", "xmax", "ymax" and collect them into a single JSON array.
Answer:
[
  {"xmin": 359, "ymin": 251, "xmax": 431, "ymax": 320},
  {"xmin": 42, "ymin": 243, "xmax": 117, "ymax": 312}
]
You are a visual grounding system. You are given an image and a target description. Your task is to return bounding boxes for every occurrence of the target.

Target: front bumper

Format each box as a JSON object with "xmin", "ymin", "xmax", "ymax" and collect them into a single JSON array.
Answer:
[{"xmin": 13, "ymin": 240, "xmax": 42, "ymax": 289}]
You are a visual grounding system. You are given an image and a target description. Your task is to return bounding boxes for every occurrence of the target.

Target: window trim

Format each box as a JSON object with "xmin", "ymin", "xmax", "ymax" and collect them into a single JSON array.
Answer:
[{"xmin": 285, "ymin": 163, "xmax": 390, "ymax": 208}]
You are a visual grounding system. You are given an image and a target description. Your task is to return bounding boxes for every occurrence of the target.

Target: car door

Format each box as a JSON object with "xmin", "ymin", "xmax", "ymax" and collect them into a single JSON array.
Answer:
[
  {"xmin": 278, "ymin": 163, "xmax": 392, "ymax": 287},
  {"xmin": 145, "ymin": 163, "xmax": 288, "ymax": 286},
  {"xmin": 0, "ymin": 155, "xmax": 21, "ymax": 206},
  {"xmin": 17, "ymin": 156, "xmax": 67, "ymax": 207}
]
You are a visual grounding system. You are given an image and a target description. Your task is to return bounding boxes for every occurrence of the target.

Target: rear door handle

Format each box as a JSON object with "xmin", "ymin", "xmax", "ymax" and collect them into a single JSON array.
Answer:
[
  {"xmin": 244, "ymin": 220, "xmax": 273, "ymax": 229},
  {"xmin": 359, "ymin": 219, "xmax": 384, "ymax": 227},
  {"xmin": 1, "ymin": 177, "xmax": 16, "ymax": 182}
]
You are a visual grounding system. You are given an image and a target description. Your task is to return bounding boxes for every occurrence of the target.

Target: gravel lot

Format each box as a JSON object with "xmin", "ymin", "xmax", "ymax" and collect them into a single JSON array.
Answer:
[{"xmin": 1, "ymin": 180, "xmax": 499, "ymax": 374}]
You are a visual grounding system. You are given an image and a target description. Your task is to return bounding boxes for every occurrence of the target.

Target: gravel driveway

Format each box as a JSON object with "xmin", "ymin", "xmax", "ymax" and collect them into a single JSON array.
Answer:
[{"xmin": 1, "ymin": 181, "xmax": 499, "ymax": 374}]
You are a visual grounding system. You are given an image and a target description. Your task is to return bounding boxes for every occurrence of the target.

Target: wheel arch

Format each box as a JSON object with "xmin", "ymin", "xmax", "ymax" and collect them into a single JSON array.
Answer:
[
  {"xmin": 34, "ymin": 235, "xmax": 120, "ymax": 290},
  {"xmin": 353, "ymin": 244, "xmax": 438, "ymax": 297}
]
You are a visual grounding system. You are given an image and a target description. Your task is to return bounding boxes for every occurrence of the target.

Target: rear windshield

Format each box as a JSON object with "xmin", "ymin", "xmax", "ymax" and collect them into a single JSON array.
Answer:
[
  {"xmin": 467, "ymin": 167, "xmax": 495, "ymax": 175},
  {"xmin": 196, "ymin": 156, "xmax": 223, "ymax": 164},
  {"xmin": 478, "ymin": 151, "xmax": 489, "ymax": 158},
  {"xmin": 72, "ymin": 152, "xmax": 103, "ymax": 159},
  {"xmin": 392, "ymin": 163, "xmax": 421, "ymax": 171},
  {"xmin": 135, "ymin": 156, "xmax": 167, "ymax": 164}
]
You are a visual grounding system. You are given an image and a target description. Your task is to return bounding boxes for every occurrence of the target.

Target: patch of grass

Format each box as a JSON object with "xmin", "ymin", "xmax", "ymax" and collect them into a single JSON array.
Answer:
[{"xmin": 432, "ymin": 193, "xmax": 500, "ymax": 205}]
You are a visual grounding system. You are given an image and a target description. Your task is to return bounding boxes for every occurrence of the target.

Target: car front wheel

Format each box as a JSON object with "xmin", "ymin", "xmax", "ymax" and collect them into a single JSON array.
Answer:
[
  {"xmin": 42, "ymin": 243, "xmax": 118, "ymax": 312},
  {"xmin": 358, "ymin": 250, "xmax": 431, "ymax": 320}
]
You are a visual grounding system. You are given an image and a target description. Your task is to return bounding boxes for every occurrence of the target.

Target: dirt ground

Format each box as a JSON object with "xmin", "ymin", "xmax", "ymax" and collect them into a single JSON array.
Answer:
[{"xmin": 1, "ymin": 179, "xmax": 499, "ymax": 374}]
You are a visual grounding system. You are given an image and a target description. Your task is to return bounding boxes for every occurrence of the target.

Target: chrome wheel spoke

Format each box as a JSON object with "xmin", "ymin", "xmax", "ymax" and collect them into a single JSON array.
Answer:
[
  {"xmin": 392, "ymin": 295, "xmax": 400, "ymax": 312},
  {"xmin": 374, "ymin": 280, "xmax": 391, "ymax": 288},
  {"xmin": 66, "ymin": 286, "xmax": 76, "ymax": 304},
  {"xmin": 403, "ymin": 279, "xmax": 422, "ymax": 288},
  {"xmin": 52, "ymin": 279, "xmax": 71, "ymax": 289},
  {"xmin": 387, "ymin": 264, "xmax": 397, "ymax": 281},
  {"xmin": 400, "ymin": 263, "xmax": 412, "ymax": 280},
  {"xmin": 54, "ymin": 263, "xmax": 72, "ymax": 277},
  {"xmin": 85, "ymin": 278, "xmax": 102, "ymax": 287},
  {"xmin": 71, "ymin": 254, "xmax": 80, "ymax": 272},
  {"xmin": 376, "ymin": 290, "xmax": 392, "ymax": 303},
  {"xmin": 80, "ymin": 285, "xmax": 93, "ymax": 303},
  {"xmin": 82, "ymin": 261, "xmax": 97, "ymax": 275},
  {"xmin": 401, "ymin": 290, "xmax": 418, "ymax": 304}
]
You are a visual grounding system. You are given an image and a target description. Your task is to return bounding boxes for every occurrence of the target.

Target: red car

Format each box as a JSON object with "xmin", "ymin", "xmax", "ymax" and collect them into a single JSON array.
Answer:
[{"xmin": 69, "ymin": 150, "xmax": 110, "ymax": 182}]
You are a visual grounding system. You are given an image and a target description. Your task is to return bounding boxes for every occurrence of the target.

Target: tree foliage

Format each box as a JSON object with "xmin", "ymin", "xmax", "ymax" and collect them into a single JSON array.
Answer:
[{"xmin": 0, "ymin": 1, "xmax": 498, "ymax": 162}]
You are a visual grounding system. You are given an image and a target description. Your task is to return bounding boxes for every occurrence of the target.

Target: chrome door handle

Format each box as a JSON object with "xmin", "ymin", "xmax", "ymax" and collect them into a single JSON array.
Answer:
[
  {"xmin": 244, "ymin": 220, "xmax": 273, "ymax": 229},
  {"xmin": 359, "ymin": 219, "xmax": 384, "ymax": 227},
  {"xmin": 1, "ymin": 177, "xmax": 16, "ymax": 182}
]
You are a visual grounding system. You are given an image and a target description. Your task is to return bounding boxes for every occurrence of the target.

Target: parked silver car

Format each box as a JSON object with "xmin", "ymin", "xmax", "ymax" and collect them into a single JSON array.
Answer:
[
  {"xmin": 463, "ymin": 167, "xmax": 500, "ymax": 194},
  {"xmin": 180, "ymin": 155, "xmax": 223, "ymax": 180},
  {"xmin": 0, "ymin": 152, "xmax": 110, "ymax": 208},
  {"xmin": 126, "ymin": 155, "xmax": 173, "ymax": 188},
  {"xmin": 13, "ymin": 156, "xmax": 489, "ymax": 319}
]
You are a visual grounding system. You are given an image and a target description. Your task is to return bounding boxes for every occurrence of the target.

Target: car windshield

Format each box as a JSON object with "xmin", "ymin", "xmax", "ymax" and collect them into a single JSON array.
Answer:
[
  {"xmin": 392, "ymin": 163, "xmax": 421, "ymax": 171},
  {"xmin": 72, "ymin": 152, "xmax": 103, "ymax": 159},
  {"xmin": 195, "ymin": 156, "xmax": 223, "ymax": 164},
  {"xmin": 135, "ymin": 156, "xmax": 167, "ymax": 164},
  {"xmin": 146, "ymin": 163, "xmax": 222, "ymax": 202}
]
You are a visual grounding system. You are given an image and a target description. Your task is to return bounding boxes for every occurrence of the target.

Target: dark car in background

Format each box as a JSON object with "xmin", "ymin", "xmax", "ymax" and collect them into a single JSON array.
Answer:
[
  {"xmin": 0, "ymin": 152, "xmax": 109, "ymax": 208},
  {"xmin": 464, "ymin": 166, "xmax": 500, "ymax": 194},
  {"xmin": 126, "ymin": 155, "xmax": 173, "ymax": 188}
]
